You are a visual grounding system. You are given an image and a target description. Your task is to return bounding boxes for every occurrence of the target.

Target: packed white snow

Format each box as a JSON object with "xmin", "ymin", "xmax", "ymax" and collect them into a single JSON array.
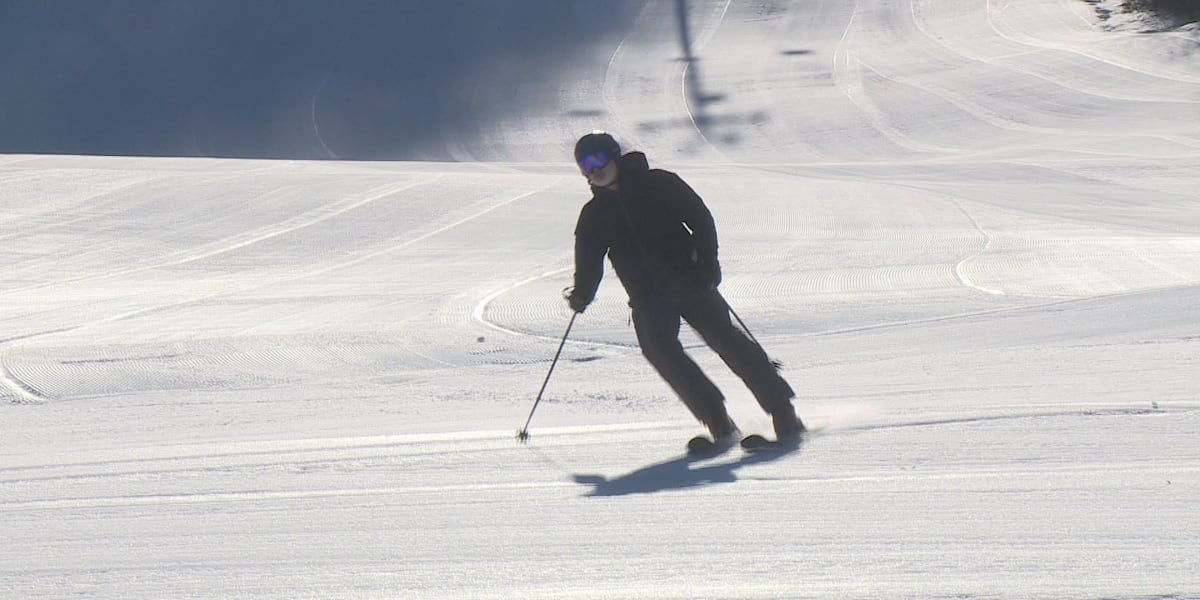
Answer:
[{"xmin": 2, "ymin": 0, "xmax": 1198, "ymax": 598}]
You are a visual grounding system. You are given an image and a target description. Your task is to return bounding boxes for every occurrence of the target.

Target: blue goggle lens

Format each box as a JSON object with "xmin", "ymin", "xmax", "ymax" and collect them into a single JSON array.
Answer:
[{"xmin": 577, "ymin": 151, "xmax": 611, "ymax": 175}]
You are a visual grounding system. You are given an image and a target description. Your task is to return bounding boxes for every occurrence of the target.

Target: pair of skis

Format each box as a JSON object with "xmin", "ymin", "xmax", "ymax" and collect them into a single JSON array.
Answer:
[{"xmin": 686, "ymin": 433, "xmax": 802, "ymax": 456}]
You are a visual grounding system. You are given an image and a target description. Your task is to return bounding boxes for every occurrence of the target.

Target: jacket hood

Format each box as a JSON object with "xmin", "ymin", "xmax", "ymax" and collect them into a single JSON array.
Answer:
[
  {"xmin": 589, "ymin": 151, "xmax": 649, "ymax": 194},
  {"xmin": 618, "ymin": 151, "xmax": 649, "ymax": 172}
]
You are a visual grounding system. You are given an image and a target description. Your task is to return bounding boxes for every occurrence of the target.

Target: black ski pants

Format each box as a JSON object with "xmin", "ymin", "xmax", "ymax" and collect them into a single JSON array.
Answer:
[{"xmin": 631, "ymin": 288, "xmax": 794, "ymax": 433}]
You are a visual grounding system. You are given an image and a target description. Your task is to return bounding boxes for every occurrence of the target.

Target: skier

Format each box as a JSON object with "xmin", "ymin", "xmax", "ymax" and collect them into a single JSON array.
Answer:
[{"xmin": 566, "ymin": 131, "xmax": 805, "ymax": 451}]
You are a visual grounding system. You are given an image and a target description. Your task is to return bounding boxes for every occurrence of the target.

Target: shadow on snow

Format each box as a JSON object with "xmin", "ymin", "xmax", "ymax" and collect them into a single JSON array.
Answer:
[{"xmin": 570, "ymin": 441, "xmax": 804, "ymax": 497}]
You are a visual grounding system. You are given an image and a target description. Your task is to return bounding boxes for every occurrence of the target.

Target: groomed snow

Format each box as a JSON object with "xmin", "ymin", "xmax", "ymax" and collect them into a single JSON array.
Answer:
[{"xmin": 2, "ymin": 0, "xmax": 1198, "ymax": 598}]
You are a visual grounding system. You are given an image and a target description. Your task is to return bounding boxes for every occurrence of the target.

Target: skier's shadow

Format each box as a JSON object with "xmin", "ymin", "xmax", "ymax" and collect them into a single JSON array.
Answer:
[{"xmin": 571, "ymin": 443, "xmax": 802, "ymax": 497}]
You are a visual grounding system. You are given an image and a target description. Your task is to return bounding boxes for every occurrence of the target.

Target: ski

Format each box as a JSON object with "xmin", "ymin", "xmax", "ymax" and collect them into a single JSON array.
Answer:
[
  {"xmin": 740, "ymin": 433, "xmax": 803, "ymax": 453},
  {"xmin": 685, "ymin": 435, "xmax": 736, "ymax": 457},
  {"xmin": 688, "ymin": 433, "xmax": 805, "ymax": 456}
]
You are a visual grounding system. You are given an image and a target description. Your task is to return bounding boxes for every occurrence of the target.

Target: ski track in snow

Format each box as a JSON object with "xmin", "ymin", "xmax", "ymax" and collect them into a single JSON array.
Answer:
[{"xmin": 3, "ymin": 0, "xmax": 1200, "ymax": 597}]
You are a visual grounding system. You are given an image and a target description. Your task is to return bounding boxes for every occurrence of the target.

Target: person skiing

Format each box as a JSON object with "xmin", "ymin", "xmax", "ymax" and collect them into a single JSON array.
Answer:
[{"xmin": 566, "ymin": 131, "xmax": 805, "ymax": 451}]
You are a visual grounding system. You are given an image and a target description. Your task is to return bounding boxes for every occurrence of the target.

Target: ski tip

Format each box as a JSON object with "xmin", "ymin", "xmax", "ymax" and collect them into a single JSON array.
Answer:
[
  {"xmin": 740, "ymin": 433, "xmax": 803, "ymax": 452},
  {"xmin": 686, "ymin": 434, "xmax": 744, "ymax": 458},
  {"xmin": 739, "ymin": 434, "xmax": 772, "ymax": 449},
  {"xmin": 686, "ymin": 435, "xmax": 716, "ymax": 455}
]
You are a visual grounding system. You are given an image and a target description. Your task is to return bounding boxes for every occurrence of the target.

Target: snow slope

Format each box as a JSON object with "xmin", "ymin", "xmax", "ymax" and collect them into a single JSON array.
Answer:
[{"xmin": 2, "ymin": 0, "xmax": 1199, "ymax": 598}]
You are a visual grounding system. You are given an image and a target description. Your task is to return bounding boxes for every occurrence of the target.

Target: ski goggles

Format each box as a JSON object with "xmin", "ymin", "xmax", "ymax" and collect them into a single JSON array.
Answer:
[{"xmin": 577, "ymin": 150, "xmax": 612, "ymax": 175}]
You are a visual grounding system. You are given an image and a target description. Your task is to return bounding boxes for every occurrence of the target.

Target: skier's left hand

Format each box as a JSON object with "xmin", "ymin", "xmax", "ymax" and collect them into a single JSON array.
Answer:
[{"xmin": 700, "ymin": 258, "xmax": 721, "ymax": 290}]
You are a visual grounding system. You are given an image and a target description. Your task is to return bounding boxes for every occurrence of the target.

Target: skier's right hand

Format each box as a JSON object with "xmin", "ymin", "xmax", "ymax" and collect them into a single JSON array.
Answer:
[{"xmin": 563, "ymin": 286, "xmax": 590, "ymax": 313}]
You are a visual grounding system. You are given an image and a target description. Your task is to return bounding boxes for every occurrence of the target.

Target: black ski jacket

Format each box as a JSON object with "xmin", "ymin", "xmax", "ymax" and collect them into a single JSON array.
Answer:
[{"xmin": 573, "ymin": 152, "xmax": 719, "ymax": 307}]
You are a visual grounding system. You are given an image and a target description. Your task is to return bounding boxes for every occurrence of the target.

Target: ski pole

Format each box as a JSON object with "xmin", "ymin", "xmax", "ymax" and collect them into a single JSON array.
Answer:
[
  {"xmin": 718, "ymin": 291, "xmax": 764, "ymax": 348},
  {"xmin": 517, "ymin": 312, "xmax": 577, "ymax": 443},
  {"xmin": 726, "ymin": 303, "xmax": 760, "ymax": 347},
  {"xmin": 726, "ymin": 302, "xmax": 783, "ymax": 369}
]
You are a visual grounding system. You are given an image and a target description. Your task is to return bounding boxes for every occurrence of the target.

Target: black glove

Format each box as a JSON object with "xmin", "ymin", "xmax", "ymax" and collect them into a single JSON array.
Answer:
[{"xmin": 563, "ymin": 286, "xmax": 591, "ymax": 313}]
